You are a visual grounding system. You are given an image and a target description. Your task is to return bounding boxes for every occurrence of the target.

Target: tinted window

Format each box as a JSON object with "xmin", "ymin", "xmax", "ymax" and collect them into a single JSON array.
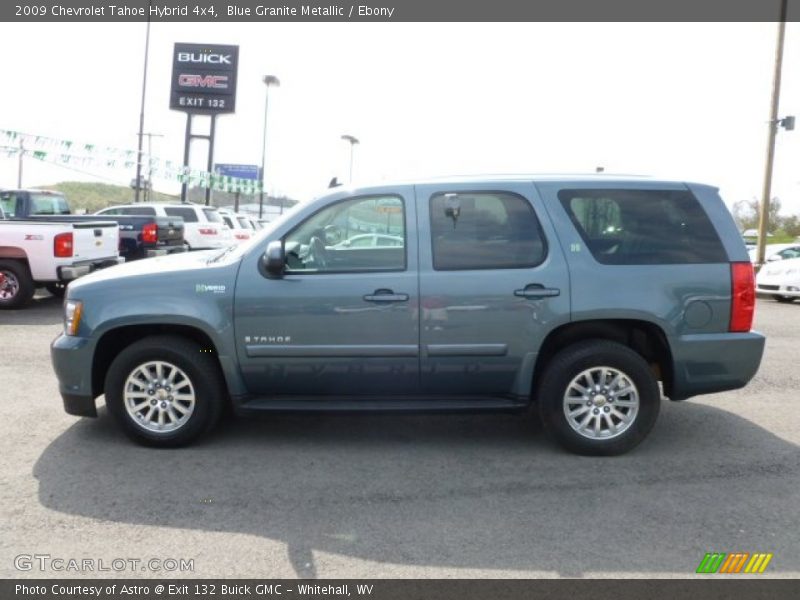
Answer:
[
  {"xmin": 164, "ymin": 207, "xmax": 198, "ymax": 223},
  {"xmin": 203, "ymin": 208, "xmax": 223, "ymax": 223},
  {"xmin": 30, "ymin": 194, "xmax": 69, "ymax": 215},
  {"xmin": 222, "ymin": 216, "xmax": 234, "ymax": 228},
  {"xmin": 559, "ymin": 188, "xmax": 726, "ymax": 265},
  {"xmin": 285, "ymin": 195, "xmax": 406, "ymax": 273},
  {"xmin": 121, "ymin": 206, "xmax": 156, "ymax": 216},
  {"xmin": 98, "ymin": 208, "xmax": 121, "ymax": 215},
  {"xmin": 430, "ymin": 192, "xmax": 546, "ymax": 270},
  {"xmin": 0, "ymin": 193, "xmax": 17, "ymax": 217},
  {"xmin": 237, "ymin": 217, "xmax": 252, "ymax": 229}
]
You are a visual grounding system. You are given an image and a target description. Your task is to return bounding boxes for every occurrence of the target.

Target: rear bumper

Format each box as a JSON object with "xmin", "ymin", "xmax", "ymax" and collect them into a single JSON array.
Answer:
[
  {"xmin": 669, "ymin": 331, "xmax": 766, "ymax": 400},
  {"xmin": 58, "ymin": 257, "xmax": 124, "ymax": 281},
  {"xmin": 50, "ymin": 334, "xmax": 97, "ymax": 417}
]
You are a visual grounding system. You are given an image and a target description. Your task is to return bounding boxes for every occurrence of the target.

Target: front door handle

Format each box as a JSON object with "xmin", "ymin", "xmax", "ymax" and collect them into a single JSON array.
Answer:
[
  {"xmin": 514, "ymin": 284, "xmax": 560, "ymax": 299},
  {"xmin": 363, "ymin": 289, "xmax": 410, "ymax": 303}
]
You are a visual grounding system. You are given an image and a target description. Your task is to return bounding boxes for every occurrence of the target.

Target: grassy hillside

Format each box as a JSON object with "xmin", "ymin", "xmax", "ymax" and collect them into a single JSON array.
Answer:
[
  {"xmin": 38, "ymin": 182, "xmax": 178, "ymax": 214},
  {"xmin": 35, "ymin": 181, "xmax": 298, "ymax": 214}
]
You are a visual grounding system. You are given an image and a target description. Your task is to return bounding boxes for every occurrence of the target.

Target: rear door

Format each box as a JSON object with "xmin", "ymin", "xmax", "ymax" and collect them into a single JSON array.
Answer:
[{"xmin": 416, "ymin": 182, "xmax": 571, "ymax": 398}]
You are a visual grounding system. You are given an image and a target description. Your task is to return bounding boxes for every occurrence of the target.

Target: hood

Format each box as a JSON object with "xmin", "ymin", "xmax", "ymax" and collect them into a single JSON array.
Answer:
[{"xmin": 68, "ymin": 249, "xmax": 231, "ymax": 293}]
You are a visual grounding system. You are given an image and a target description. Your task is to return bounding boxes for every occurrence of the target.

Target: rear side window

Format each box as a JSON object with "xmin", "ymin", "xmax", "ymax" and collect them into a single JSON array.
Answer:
[
  {"xmin": 164, "ymin": 207, "xmax": 198, "ymax": 223},
  {"xmin": 430, "ymin": 191, "xmax": 546, "ymax": 270},
  {"xmin": 30, "ymin": 194, "xmax": 69, "ymax": 215},
  {"xmin": 559, "ymin": 188, "xmax": 727, "ymax": 265},
  {"xmin": 120, "ymin": 206, "xmax": 156, "ymax": 216},
  {"xmin": 203, "ymin": 208, "xmax": 223, "ymax": 223}
]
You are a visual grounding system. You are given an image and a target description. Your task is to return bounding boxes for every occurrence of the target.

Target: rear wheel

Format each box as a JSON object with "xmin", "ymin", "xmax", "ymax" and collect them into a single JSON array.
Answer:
[
  {"xmin": 773, "ymin": 295, "xmax": 796, "ymax": 303},
  {"xmin": 104, "ymin": 335, "xmax": 226, "ymax": 447},
  {"xmin": 537, "ymin": 340, "xmax": 661, "ymax": 456},
  {"xmin": 0, "ymin": 260, "xmax": 35, "ymax": 309}
]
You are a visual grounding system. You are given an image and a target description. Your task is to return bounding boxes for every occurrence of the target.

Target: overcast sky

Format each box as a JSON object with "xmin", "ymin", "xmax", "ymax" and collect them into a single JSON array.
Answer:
[{"xmin": 0, "ymin": 22, "xmax": 798, "ymax": 212}]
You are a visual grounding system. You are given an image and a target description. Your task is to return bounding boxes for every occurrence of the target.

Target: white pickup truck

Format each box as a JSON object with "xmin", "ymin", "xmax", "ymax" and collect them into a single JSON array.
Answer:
[{"xmin": 0, "ymin": 214, "xmax": 123, "ymax": 308}]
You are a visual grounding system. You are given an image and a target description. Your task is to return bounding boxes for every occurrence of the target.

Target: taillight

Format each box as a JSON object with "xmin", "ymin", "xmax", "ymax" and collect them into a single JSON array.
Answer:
[
  {"xmin": 730, "ymin": 262, "xmax": 755, "ymax": 332},
  {"xmin": 198, "ymin": 228, "xmax": 218, "ymax": 235},
  {"xmin": 235, "ymin": 233, "xmax": 250, "ymax": 240},
  {"xmin": 142, "ymin": 223, "xmax": 158, "ymax": 244},
  {"xmin": 54, "ymin": 232, "xmax": 73, "ymax": 258}
]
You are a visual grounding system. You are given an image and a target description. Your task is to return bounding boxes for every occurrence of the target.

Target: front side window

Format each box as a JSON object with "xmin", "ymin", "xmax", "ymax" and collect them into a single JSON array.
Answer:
[
  {"xmin": 164, "ymin": 207, "xmax": 198, "ymax": 223},
  {"xmin": 284, "ymin": 195, "xmax": 406, "ymax": 273},
  {"xmin": 430, "ymin": 191, "xmax": 546, "ymax": 270},
  {"xmin": 558, "ymin": 188, "xmax": 727, "ymax": 264}
]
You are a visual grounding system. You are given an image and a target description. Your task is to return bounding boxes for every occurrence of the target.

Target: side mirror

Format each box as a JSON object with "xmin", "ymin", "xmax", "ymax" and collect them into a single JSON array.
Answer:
[
  {"xmin": 767, "ymin": 254, "xmax": 782, "ymax": 262},
  {"xmin": 262, "ymin": 240, "xmax": 285, "ymax": 278}
]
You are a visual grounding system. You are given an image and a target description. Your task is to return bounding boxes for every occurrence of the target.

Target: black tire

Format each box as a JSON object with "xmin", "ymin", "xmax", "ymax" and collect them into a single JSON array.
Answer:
[
  {"xmin": 537, "ymin": 340, "xmax": 661, "ymax": 456},
  {"xmin": 46, "ymin": 282, "xmax": 67, "ymax": 298},
  {"xmin": 104, "ymin": 335, "xmax": 226, "ymax": 447},
  {"xmin": 773, "ymin": 295, "xmax": 796, "ymax": 303},
  {"xmin": 0, "ymin": 260, "xmax": 35, "ymax": 309}
]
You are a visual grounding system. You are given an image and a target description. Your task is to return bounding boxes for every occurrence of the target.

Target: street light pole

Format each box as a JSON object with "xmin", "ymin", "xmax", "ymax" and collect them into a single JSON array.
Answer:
[
  {"xmin": 341, "ymin": 134, "xmax": 359, "ymax": 183},
  {"xmin": 134, "ymin": 1, "xmax": 152, "ymax": 203},
  {"xmin": 756, "ymin": 0, "xmax": 788, "ymax": 268},
  {"xmin": 259, "ymin": 75, "xmax": 280, "ymax": 219}
]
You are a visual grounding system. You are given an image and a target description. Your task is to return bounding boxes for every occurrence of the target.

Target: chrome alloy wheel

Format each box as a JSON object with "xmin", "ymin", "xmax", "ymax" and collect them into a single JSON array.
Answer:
[
  {"xmin": 563, "ymin": 366, "xmax": 639, "ymax": 440},
  {"xmin": 123, "ymin": 361, "xmax": 196, "ymax": 433},
  {"xmin": 0, "ymin": 271, "xmax": 20, "ymax": 300}
]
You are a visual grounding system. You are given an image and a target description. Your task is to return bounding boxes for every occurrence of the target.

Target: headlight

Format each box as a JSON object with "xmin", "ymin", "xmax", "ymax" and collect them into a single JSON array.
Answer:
[{"xmin": 64, "ymin": 300, "xmax": 83, "ymax": 336}]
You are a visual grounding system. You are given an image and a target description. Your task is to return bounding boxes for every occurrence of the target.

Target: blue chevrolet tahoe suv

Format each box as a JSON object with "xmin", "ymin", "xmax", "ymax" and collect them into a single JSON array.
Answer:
[{"xmin": 51, "ymin": 176, "xmax": 765, "ymax": 455}]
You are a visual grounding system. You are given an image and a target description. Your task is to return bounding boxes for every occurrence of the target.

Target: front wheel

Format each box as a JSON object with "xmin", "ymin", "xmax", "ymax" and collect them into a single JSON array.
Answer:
[
  {"xmin": 537, "ymin": 340, "xmax": 661, "ymax": 456},
  {"xmin": 104, "ymin": 335, "xmax": 226, "ymax": 447}
]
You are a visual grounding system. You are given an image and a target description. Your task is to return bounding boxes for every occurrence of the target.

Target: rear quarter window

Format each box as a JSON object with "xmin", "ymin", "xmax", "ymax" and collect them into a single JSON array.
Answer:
[
  {"xmin": 164, "ymin": 207, "xmax": 199, "ymax": 223},
  {"xmin": 558, "ymin": 188, "xmax": 727, "ymax": 265}
]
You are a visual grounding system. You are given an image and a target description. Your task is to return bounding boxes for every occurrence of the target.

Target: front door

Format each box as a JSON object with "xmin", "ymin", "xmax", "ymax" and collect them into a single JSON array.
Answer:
[
  {"xmin": 416, "ymin": 182, "xmax": 571, "ymax": 398},
  {"xmin": 234, "ymin": 190, "xmax": 419, "ymax": 397}
]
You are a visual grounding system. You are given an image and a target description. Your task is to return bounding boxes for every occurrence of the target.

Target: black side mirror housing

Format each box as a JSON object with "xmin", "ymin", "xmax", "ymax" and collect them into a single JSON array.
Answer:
[{"xmin": 262, "ymin": 240, "xmax": 285, "ymax": 278}]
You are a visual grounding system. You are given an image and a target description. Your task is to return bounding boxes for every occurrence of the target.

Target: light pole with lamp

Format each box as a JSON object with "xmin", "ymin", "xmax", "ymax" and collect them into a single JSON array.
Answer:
[
  {"xmin": 341, "ymin": 134, "xmax": 359, "ymax": 183},
  {"xmin": 259, "ymin": 75, "xmax": 280, "ymax": 219}
]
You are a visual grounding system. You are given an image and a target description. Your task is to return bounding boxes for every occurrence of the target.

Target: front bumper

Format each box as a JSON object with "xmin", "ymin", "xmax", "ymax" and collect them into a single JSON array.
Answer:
[
  {"xmin": 669, "ymin": 331, "xmax": 766, "ymax": 400},
  {"xmin": 50, "ymin": 334, "xmax": 97, "ymax": 417},
  {"xmin": 756, "ymin": 284, "xmax": 800, "ymax": 298}
]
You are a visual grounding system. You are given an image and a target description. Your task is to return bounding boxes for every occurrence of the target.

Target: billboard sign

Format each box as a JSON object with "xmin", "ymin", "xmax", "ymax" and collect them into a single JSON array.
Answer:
[
  {"xmin": 170, "ymin": 43, "xmax": 239, "ymax": 113},
  {"xmin": 215, "ymin": 163, "xmax": 260, "ymax": 180}
]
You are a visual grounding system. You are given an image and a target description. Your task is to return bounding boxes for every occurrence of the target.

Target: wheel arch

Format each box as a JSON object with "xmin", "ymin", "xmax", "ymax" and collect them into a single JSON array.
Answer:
[
  {"xmin": 91, "ymin": 323, "xmax": 236, "ymax": 401},
  {"xmin": 533, "ymin": 319, "xmax": 674, "ymax": 398}
]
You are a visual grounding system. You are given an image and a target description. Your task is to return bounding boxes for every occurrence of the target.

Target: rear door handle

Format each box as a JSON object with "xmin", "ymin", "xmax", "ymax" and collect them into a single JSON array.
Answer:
[
  {"xmin": 363, "ymin": 289, "xmax": 410, "ymax": 303},
  {"xmin": 514, "ymin": 284, "xmax": 560, "ymax": 299}
]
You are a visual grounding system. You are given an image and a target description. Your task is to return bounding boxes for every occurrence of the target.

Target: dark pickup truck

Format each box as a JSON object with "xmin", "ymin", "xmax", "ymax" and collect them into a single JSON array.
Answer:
[{"xmin": 0, "ymin": 190, "xmax": 188, "ymax": 263}]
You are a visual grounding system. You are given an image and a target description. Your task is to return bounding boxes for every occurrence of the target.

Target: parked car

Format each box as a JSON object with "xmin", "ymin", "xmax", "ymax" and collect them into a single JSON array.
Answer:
[
  {"xmin": 331, "ymin": 233, "xmax": 404, "ymax": 249},
  {"xmin": 756, "ymin": 256, "xmax": 800, "ymax": 303},
  {"xmin": 51, "ymin": 176, "xmax": 764, "ymax": 455},
  {"xmin": 747, "ymin": 243, "xmax": 800, "ymax": 264},
  {"xmin": 1, "ymin": 190, "xmax": 188, "ymax": 262},
  {"xmin": 218, "ymin": 208, "xmax": 255, "ymax": 244},
  {"xmin": 96, "ymin": 203, "xmax": 232, "ymax": 250},
  {"xmin": 0, "ymin": 216, "xmax": 122, "ymax": 308}
]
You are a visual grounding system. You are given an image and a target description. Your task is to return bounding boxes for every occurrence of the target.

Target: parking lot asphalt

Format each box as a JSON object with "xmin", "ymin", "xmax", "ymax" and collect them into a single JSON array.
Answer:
[{"xmin": 1, "ymin": 294, "xmax": 799, "ymax": 579}]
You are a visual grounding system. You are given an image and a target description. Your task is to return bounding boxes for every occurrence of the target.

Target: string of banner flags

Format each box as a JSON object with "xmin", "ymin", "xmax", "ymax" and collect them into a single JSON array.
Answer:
[{"xmin": 0, "ymin": 129, "xmax": 263, "ymax": 195}]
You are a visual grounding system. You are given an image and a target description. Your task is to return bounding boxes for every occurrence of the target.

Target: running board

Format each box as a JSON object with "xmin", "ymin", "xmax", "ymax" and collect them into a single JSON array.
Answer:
[{"xmin": 234, "ymin": 395, "xmax": 529, "ymax": 414}]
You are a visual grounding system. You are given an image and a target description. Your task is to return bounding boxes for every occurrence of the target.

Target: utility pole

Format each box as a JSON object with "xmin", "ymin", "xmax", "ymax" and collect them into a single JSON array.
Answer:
[
  {"xmin": 756, "ymin": 0, "xmax": 788, "ymax": 268},
  {"xmin": 134, "ymin": 2, "xmax": 152, "ymax": 203},
  {"xmin": 17, "ymin": 138, "xmax": 24, "ymax": 188},
  {"xmin": 142, "ymin": 132, "xmax": 163, "ymax": 203}
]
